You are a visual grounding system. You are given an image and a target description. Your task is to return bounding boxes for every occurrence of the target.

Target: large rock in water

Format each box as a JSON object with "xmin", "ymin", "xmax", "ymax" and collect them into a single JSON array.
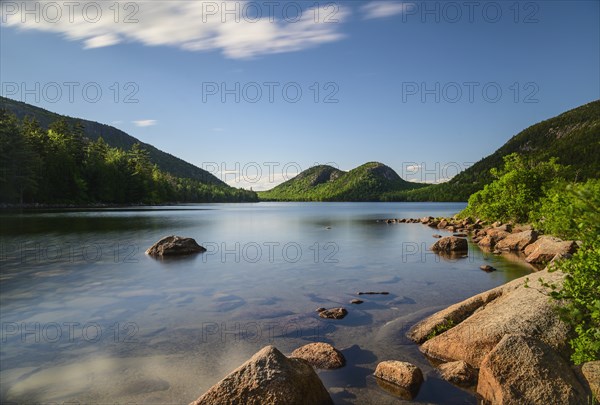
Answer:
[
  {"xmin": 477, "ymin": 334, "xmax": 588, "ymax": 404},
  {"xmin": 407, "ymin": 268, "xmax": 570, "ymax": 368},
  {"xmin": 190, "ymin": 346, "xmax": 333, "ymax": 405},
  {"xmin": 146, "ymin": 235, "xmax": 206, "ymax": 256},
  {"xmin": 430, "ymin": 236, "xmax": 468, "ymax": 253},
  {"xmin": 524, "ymin": 236, "xmax": 578, "ymax": 263},
  {"xmin": 291, "ymin": 342, "xmax": 345, "ymax": 369}
]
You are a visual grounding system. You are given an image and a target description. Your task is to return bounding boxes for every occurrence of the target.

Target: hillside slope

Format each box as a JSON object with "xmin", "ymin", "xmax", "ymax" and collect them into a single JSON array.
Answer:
[
  {"xmin": 0, "ymin": 96, "xmax": 224, "ymax": 185},
  {"xmin": 386, "ymin": 100, "xmax": 600, "ymax": 201},
  {"xmin": 260, "ymin": 162, "xmax": 426, "ymax": 201}
]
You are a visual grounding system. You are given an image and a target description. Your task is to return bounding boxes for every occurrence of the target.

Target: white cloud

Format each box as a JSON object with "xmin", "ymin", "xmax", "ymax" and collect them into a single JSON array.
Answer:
[
  {"xmin": 405, "ymin": 164, "xmax": 422, "ymax": 173},
  {"xmin": 132, "ymin": 119, "xmax": 157, "ymax": 127},
  {"xmin": 362, "ymin": 1, "xmax": 410, "ymax": 19},
  {"xmin": 1, "ymin": 1, "xmax": 349, "ymax": 59}
]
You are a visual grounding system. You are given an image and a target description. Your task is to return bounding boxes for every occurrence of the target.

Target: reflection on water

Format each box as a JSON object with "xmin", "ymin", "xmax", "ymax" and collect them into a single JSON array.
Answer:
[{"xmin": 0, "ymin": 203, "xmax": 533, "ymax": 404}]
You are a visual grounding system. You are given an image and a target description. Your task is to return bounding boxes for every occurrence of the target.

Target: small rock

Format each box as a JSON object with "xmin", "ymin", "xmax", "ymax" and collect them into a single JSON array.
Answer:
[
  {"xmin": 374, "ymin": 360, "xmax": 423, "ymax": 399},
  {"xmin": 480, "ymin": 265, "xmax": 496, "ymax": 272},
  {"xmin": 433, "ymin": 234, "xmax": 442, "ymax": 238},
  {"xmin": 316, "ymin": 307, "xmax": 326, "ymax": 313},
  {"xmin": 350, "ymin": 299, "xmax": 363, "ymax": 304},
  {"xmin": 453, "ymin": 233, "xmax": 468, "ymax": 237},
  {"xmin": 291, "ymin": 342, "xmax": 345, "ymax": 369},
  {"xmin": 319, "ymin": 307, "xmax": 348, "ymax": 319},
  {"xmin": 438, "ymin": 360, "xmax": 477, "ymax": 387}
]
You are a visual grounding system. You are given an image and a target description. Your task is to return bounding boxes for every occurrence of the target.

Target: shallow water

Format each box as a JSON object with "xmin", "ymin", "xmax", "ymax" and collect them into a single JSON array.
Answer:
[{"xmin": 0, "ymin": 202, "xmax": 534, "ymax": 404}]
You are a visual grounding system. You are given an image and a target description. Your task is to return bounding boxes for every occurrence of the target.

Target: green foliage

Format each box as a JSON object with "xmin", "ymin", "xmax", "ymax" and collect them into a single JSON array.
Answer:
[
  {"xmin": 544, "ymin": 240, "xmax": 600, "ymax": 364},
  {"xmin": 260, "ymin": 162, "xmax": 426, "ymax": 201},
  {"xmin": 534, "ymin": 180, "xmax": 600, "ymax": 364},
  {"xmin": 460, "ymin": 153, "xmax": 564, "ymax": 223},
  {"xmin": 533, "ymin": 179, "xmax": 600, "ymax": 241},
  {"xmin": 0, "ymin": 111, "xmax": 257, "ymax": 204},
  {"xmin": 462, "ymin": 153, "xmax": 599, "ymax": 364},
  {"xmin": 0, "ymin": 96, "xmax": 225, "ymax": 185},
  {"xmin": 426, "ymin": 319, "xmax": 455, "ymax": 340}
]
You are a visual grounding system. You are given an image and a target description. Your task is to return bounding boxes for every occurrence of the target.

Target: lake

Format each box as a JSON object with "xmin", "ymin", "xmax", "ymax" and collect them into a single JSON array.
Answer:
[{"xmin": 0, "ymin": 202, "xmax": 534, "ymax": 404}]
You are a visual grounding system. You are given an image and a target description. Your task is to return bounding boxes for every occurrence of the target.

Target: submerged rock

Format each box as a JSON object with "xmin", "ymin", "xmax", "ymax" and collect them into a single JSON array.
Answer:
[
  {"xmin": 479, "ymin": 265, "xmax": 496, "ymax": 272},
  {"xmin": 357, "ymin": 291, "xmax": 389, "ymax": 295},
  {"xmin": 146, "ymin": 235, "xmax": 206, "ymax": 256},
  {"xmin": 350, "ymin": 299, "xmax": 364, "ymax": 304},
  {"xmin": 319, "ymin": 308, "xmax": 348, "ymax": 319},
  {"xmin": 190, "ymin": 346, "xmax": 333, "ymax": 405},
  {"xmin": 291, "ymin": 342, "xmax": 345, "ymax": 369}
]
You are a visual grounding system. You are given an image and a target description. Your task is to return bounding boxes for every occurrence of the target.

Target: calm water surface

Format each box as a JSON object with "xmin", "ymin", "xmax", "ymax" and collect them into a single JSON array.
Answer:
[{"xmin": 0, "ymin": 203, "xmax": 534, "ymax": 404}]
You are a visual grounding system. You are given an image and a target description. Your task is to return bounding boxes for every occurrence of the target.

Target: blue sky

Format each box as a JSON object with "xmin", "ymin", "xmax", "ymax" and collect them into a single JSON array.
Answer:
[{"xmin": 1, "ymin": 1, "xmax": 599, "ymax": 190}]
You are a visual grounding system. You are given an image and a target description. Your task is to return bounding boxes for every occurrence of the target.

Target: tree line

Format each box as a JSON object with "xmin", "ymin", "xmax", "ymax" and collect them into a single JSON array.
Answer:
[{"xmin": 0, "ymin": 110, "xmax": 257, "ymax": 204}]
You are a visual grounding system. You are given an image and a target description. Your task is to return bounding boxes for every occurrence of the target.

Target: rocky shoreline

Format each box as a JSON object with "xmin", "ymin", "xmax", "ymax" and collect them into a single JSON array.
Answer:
[{"xmin": 182, "ymin": 216, "xmax": 598, "ymax": 404}]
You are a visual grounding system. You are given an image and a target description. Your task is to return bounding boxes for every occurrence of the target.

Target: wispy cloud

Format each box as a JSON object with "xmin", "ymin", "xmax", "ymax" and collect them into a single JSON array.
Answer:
[
  {"xmin": 132, "ymin": 120, "xmax": 157, "ymax": 127},
  {"xmin": 1, "ymin": 1, "xmax": 349, "ymax": 59},
  {"xmin": 361, "ymin": 1, "xmax": 410, "ymax": 20}
]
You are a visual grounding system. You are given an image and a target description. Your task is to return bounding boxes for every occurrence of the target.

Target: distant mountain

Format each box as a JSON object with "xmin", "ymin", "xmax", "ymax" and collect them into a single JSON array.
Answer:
[
  {"xmin": 0, "ymin": 96, "xmax": 224, "ymax": 185},
  {"xmin": 259, "ymin": 162, "xmax": 426, "ymax": 201},
  {"xmin": 385, "ymin": 100, "xmax": 600, "ymax": 202}
]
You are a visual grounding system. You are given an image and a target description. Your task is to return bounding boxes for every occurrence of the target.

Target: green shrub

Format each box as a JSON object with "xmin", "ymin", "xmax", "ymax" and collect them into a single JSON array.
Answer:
[
  {"xmin": 461, "ymin": 153, "xmax": 564, "ymax": 223},
  {"xmin": 533, "ymin": 179, "xmax": 600, "ymax": 241},
  {"xmin": 540, "ymin": 179, "xmax": 600, "ymax": 364}
]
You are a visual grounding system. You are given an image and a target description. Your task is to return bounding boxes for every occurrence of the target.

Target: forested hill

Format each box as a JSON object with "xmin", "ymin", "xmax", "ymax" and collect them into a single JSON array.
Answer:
[
  {"xmin": 259, "ymin": 162, "xmax": 427, "ymax": 201},
  {"xmin": 384, "ymin": 99, "xmax": 600, "ymax": 202},
  {"xmin": 0, "ymin": 108, "xmax": 257, "ymax": 205},
  {"xmin": 0, "ymin": 96, "xmax": 223, "ymax": 185}
]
